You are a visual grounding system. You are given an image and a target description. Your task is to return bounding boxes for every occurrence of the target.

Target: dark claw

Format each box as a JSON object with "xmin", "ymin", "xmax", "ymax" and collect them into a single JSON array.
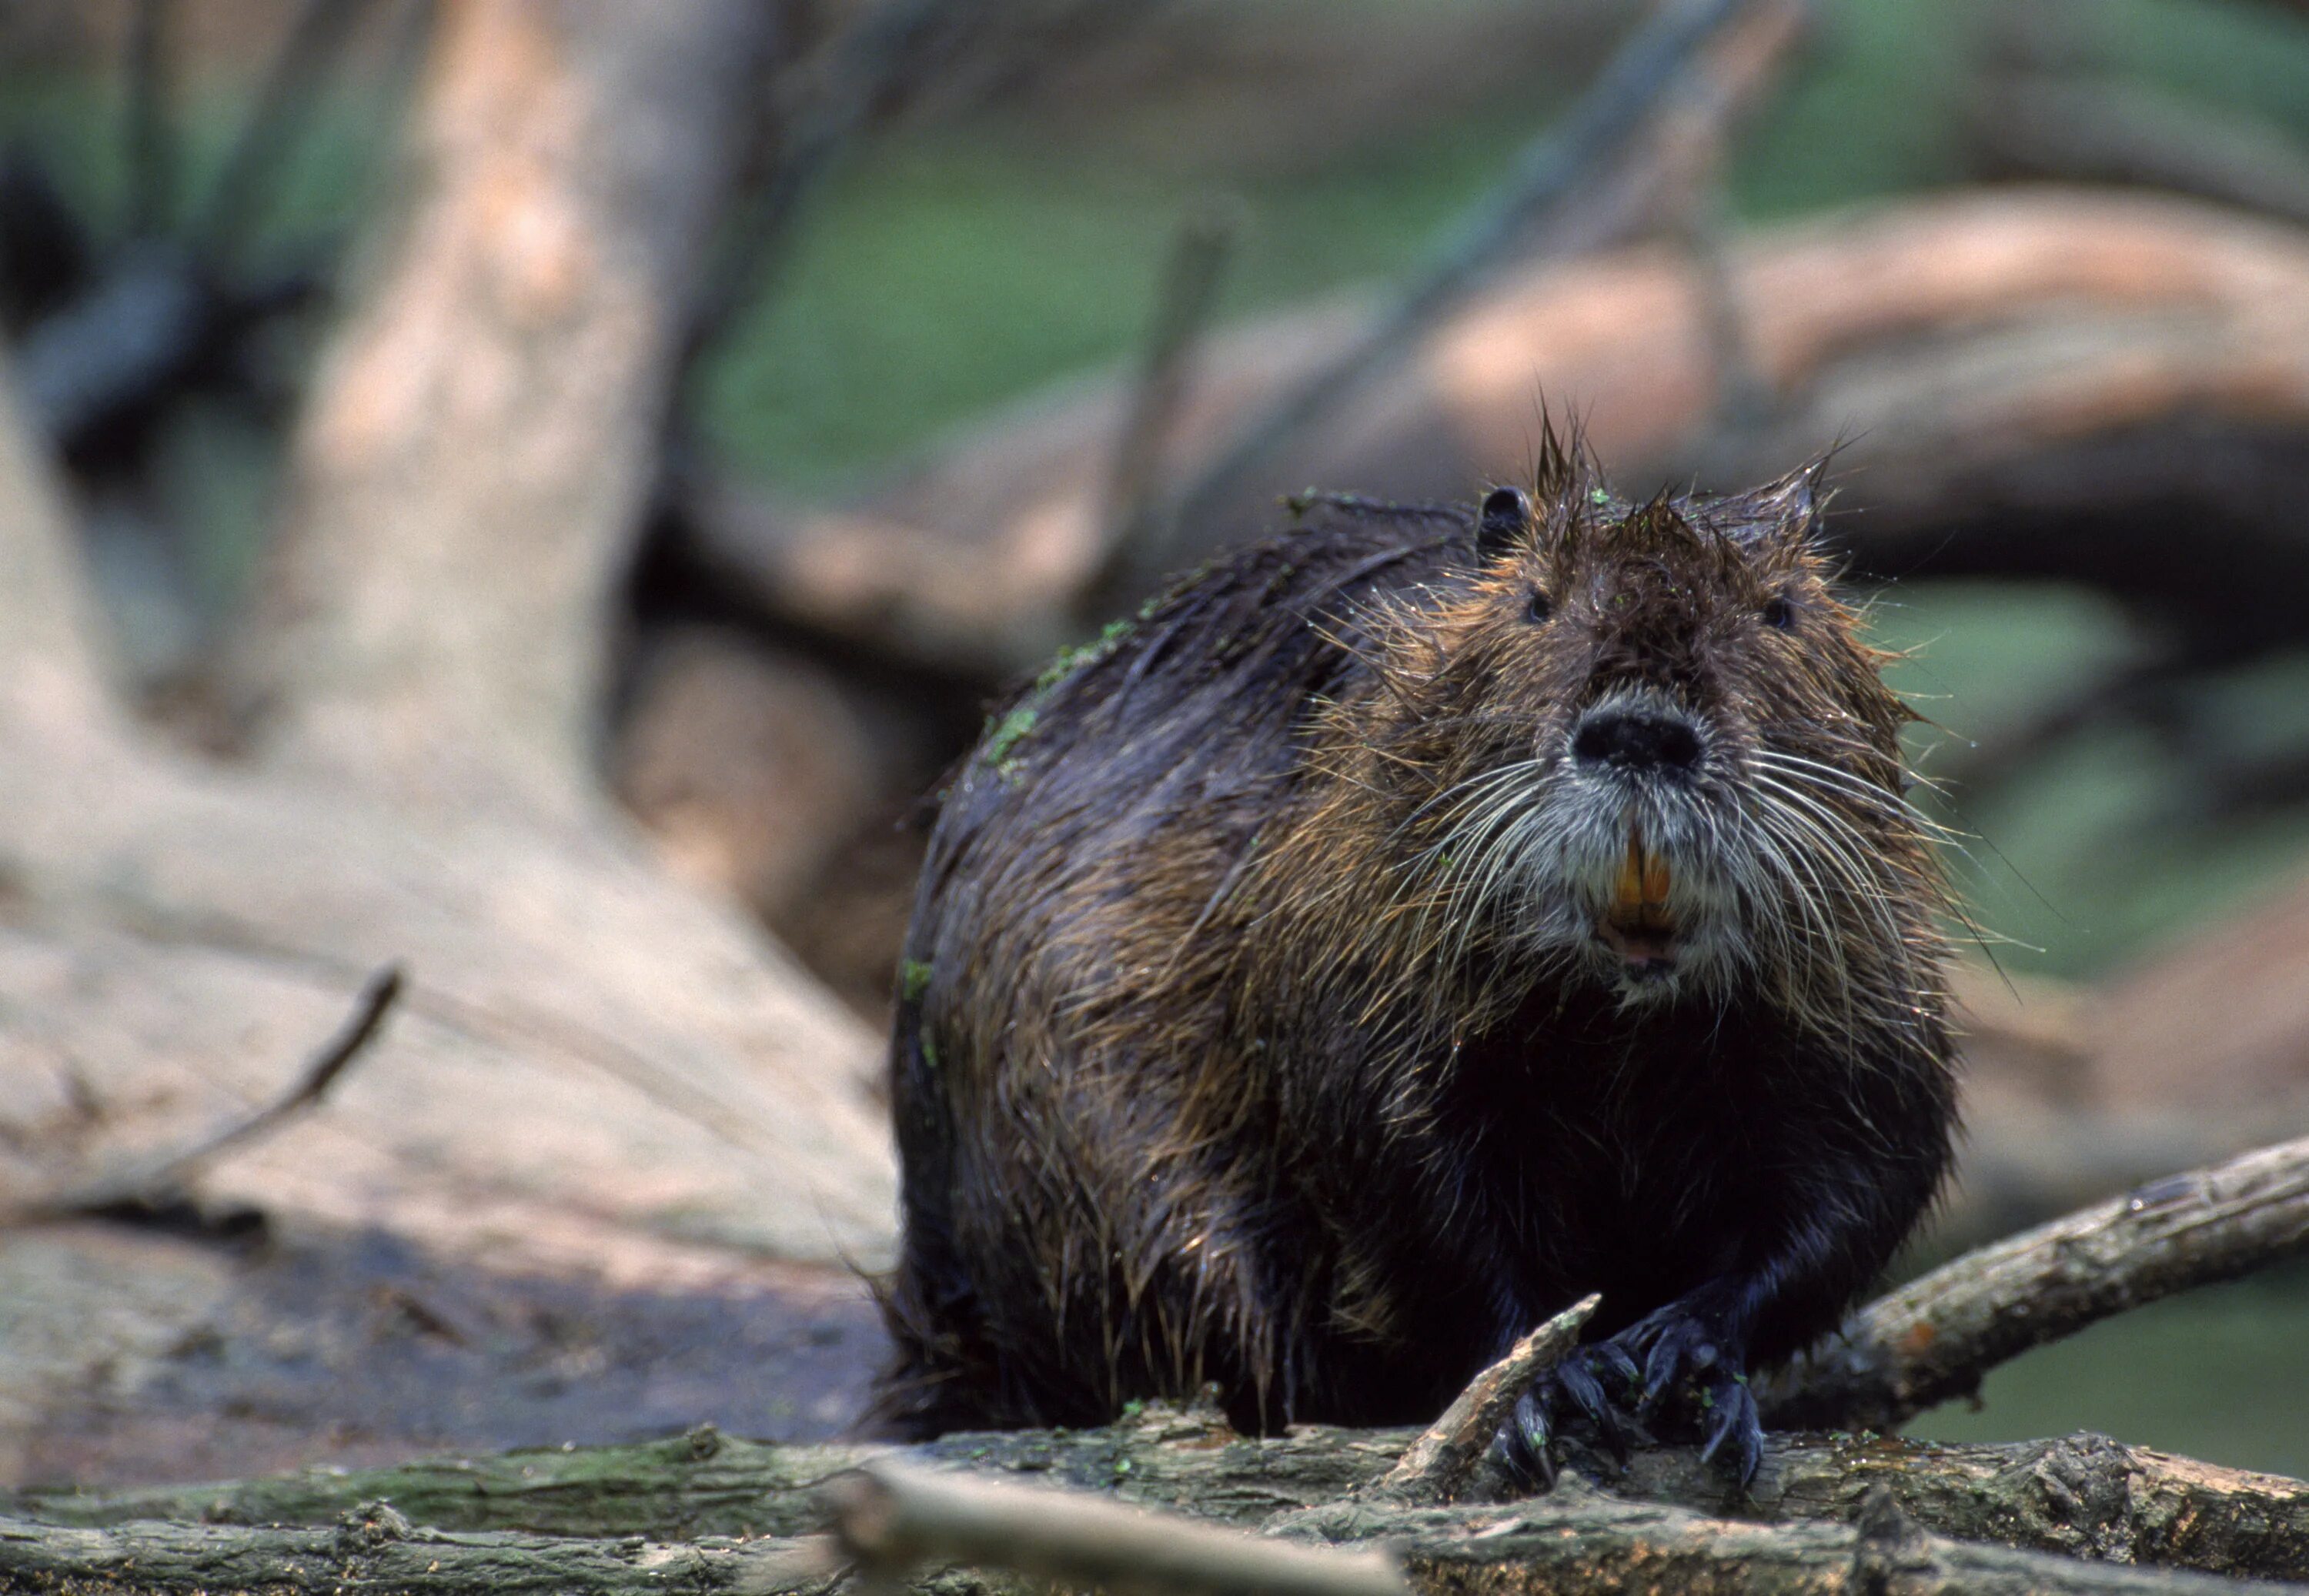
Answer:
[
  {"xmin": 1507, "ymin": 1387, "xmax": 1558, "ymax": 1489},
  {"xmin": 1698, "ymin": 1374, "xmax": 1763, "ymax": 1487},
  {"xmin": 1553, "ymin": 1349, "xmax": 1635, "ymax": 1460},
  {"xmin": 1495, "ymin": 1344, "xmax": 1651, "ymax": 1489},
  {"xmin": 1495, "ymin": 1302, "xmax": 1766, "ymax": 1494},
  {"xmin": 1633, "ymin": 1309, "xmax": 1724, "ymax": 1423}
]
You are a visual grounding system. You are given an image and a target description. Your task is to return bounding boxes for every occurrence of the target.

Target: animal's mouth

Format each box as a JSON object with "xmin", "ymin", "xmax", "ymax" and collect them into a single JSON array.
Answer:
[{"xmin": 1598, "ymin": 819, "xmax": 1678, "ymax": 975}]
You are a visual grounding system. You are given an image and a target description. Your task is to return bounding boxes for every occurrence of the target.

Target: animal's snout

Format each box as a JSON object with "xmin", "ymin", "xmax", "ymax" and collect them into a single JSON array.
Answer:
[{"xmin": 1572, "ymin": 709, "xmax": 1703, "ymax": 778}]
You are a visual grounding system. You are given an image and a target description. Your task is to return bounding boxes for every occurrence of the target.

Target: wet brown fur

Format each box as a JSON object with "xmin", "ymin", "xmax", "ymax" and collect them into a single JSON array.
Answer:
[{"xmin": 874, "ymin": 431, "xmax": 1958, "ymax": 1454}]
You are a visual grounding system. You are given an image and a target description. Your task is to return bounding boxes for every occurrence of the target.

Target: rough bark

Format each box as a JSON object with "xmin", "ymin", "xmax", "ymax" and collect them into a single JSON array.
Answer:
[
  {"xmin": 25, "ymin": 1420, "xmax": 2309, "ymax": 1579},
  {"xmin": 11, "ymin": 1420, "xmax": 2309, "ymax": 1591},
  {"xmin": 236, "ymin": 0, "xmax": 772, "ymax": 820}
]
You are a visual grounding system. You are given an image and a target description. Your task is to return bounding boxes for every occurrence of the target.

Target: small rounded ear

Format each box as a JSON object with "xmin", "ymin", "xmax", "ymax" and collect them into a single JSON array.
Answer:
[{"xmin": 1476, "ymin": 485, "xmax": 1534, "ymax": 561}]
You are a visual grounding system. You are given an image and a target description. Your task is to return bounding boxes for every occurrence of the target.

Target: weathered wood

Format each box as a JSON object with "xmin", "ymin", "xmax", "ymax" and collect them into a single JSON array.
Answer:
[
  {"xmin": 236, "ymin": 0, "xmax": 775, "ymax": 820},
  {"xmin": 7, "ymin": 1454, "xmax": 2306, "ymax": 1596},
  {"xmin": 1353, "ymin": 1481, "xmax": 2309, "ymax": 1596},
  {"xmin": 10, "ymin": 1416, "xmax": 1412, "ymax": 1540},
  {"xmin": 1378, "ymin": 1296, "xmax": 1599, "ymax": 1504},
  {"xmin": 0, "ymin": 1504, "xmax": 828, "ymax": 1596},
  {"xmin": 832, "ymin": 1460, "xmax": 1411, "ymax": 1596},
  {"xmin": 19, "ymin": 1420, "xmax": 2309, "ymax": 1583},
  {"xmin": 1621, "ymin": 1432, "xmax": 2309, "ymax": 1580},
  {"xmin": 1765, "ymin": 1134, "xmax": 2309, "ymax": 1431},
  {"xmin": 0, "ymin": 0, "xmax": 897, "ymax": 1277},
  {"xmin": 0, "ymin": 11, "xmax": 898, "ymax": 1487}
]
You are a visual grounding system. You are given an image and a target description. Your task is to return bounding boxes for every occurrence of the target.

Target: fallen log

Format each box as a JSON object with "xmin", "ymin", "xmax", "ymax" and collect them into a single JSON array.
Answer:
[
  {"xmin": 8, "ymin": 1427, "xmax": 2308, "ymax": 1594},
  {"xmin": 20, "ymin": 1135, "xmax": 2309, "ymax": 1584}
]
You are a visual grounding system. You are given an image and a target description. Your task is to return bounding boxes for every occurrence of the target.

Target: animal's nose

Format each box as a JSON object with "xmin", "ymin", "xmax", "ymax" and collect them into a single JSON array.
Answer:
[{"xmin": 1572, "ymin": 710, "xmax": 1703, "ymax": 776}]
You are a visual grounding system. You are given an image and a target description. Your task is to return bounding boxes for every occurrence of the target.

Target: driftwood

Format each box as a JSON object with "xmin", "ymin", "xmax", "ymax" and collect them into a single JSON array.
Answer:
[
  {"xmin": 831, "ymin": 1460, "xmax": 1412, "ymax": 1596},
  {"xmin": 21, "ymin": 1479, "xmax": 2301, "ymax": 1596},
  {"xmin": 1378, "ymin": 1296, "xmax": 1599, "ymax": 1504},
  {"xmin": 9, "ymin": 1425, "xmax": 2308, "ymax": 1592},
  {"xmin": 15, "ymin": 1135, "xmax": 2309, "ymax": 1591},
  {"xmin": 22, "ymin": 1411, "xmax": 2309, "ymax": 1581}
]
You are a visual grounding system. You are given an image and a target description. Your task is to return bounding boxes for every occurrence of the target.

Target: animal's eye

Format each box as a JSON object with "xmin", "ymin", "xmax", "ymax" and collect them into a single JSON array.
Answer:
[
  {"xmin": 1528, "ymin": 589, "xmax": 1554, "ymax": 623},
  {"xmin": 1761, "ymin": 593, "xmax": 1796, "ymax": 631}
]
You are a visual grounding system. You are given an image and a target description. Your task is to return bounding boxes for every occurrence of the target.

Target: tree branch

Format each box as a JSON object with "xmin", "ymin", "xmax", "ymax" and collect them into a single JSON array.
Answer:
[
  {"xmin": 1378, "ymin": 1294, "xmax": 1598, "ymax": 1504},
  {"xmin": 21, "ymin": 1418, "xmax": 2309, "ymax": 1581},
  {"xmin": 237, "ymin": 0, "xmax": 775, "ymax": 816},
  {"xmin": 8, "ymin": 1458, "xmax": 2304, "ymax": 1596},
  {"xmin": 1619, "ymin": 1431, "xmax": 2309, "ymax": 1579},
  {"xmin": 1153, "ymin": 0, "xmax": 1760, "ymax": 564},
  {"xmin": 2, "ymin": 965, "xmax": 403, "ymax": 1224},
  {"xmin": 1764, "ymin": 1134, "xmax": 2309, "ymax": 1432},
  {"xmin": 830, "ymin": 1460, "xmax": 1409, "ymax": 1596}
]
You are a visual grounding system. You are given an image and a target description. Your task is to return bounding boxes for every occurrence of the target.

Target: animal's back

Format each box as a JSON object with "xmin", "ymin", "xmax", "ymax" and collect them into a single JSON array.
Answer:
[{"xmin": 877, "ymin": 499, "xmax": 1467, "ymax": 1437}]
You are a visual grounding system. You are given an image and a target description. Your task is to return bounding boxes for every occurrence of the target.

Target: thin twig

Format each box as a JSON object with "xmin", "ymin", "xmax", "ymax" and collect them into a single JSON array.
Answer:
[
  {"xmin": 1763, "ymin": 1133, "xmax": 2309, "ymax": 1432},
  {"xmin": 194, "ymin": 0, "xmax": 371, "ymax": 260},
  {"xmin": 680, "ymin": 0, "xmax": 978, "ymax": 375},
  {"xmin": 1078, "ymin": 195, "xmax": 1241, "ymax": 622},
  {"xmin": 1150, "ymin": 0, "xmax": 1757, "ymax": 567},
  {"xmin": 125, "ymin": 0, "xmax": 175, "ymax": 239},
  {"xmin": 5, "ymin": 964, "xmax": 404, "ymax": 1224},
  {"xmin": 827, "ymin": 1460, "xmax": 1410, "ymax": 1596},
  {"xmin": 681, "ymin": 0, "xmax": 1170, "ymax": 376},
  {"xmin": 1378, "ymin": 1292, "xmax": 1599, "ymax": 1504}
]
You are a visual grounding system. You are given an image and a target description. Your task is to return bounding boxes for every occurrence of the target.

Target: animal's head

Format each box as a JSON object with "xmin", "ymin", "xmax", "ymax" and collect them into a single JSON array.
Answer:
[{"xmin": 1315, "ymin": 434, "xmax": 1946, "ymax": 1028}]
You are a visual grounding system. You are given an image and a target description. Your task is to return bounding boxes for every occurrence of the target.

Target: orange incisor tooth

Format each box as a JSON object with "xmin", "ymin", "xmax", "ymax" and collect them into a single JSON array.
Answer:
[
  {"xmin": 1616, "ymin": 826, "xmax": 1646, "ymax": 916},
  {"xmin": 1617, "ymin": 821, "xmax": 1672, "ymax": 916},
  {"xmin": 1642, "ymin": 846, "xmax": 1672, "ymax": 908}
]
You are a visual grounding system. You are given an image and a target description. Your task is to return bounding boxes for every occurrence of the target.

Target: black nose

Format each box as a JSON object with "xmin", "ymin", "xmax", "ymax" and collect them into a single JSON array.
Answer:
[{"xmin": 1572, "ymin": 710, "xmax": 1703, "ymax": 776}]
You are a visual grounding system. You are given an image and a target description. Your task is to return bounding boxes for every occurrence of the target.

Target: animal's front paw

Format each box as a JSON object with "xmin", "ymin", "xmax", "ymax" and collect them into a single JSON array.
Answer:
[
  {"xmin": 1498, "ymin": 1340, "xmax": 1646, "ymax": 1488},
  {"xmin": 1622, "ymin": 1301, "xmax": 1762, "ymax": 1486}
]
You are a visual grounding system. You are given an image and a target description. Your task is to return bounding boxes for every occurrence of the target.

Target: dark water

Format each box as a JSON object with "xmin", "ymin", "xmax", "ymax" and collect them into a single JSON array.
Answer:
[{"xmin": 1905, "ymin": 1264, "xmax": 2309, "ymax": 1479}]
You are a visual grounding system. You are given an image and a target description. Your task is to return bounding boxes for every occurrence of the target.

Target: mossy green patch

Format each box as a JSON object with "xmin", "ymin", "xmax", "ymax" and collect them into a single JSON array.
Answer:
[
  {"xmin": 899, "ymin": 959, "xmax": 934, "ymax": 1003},
  {"xmin": 1031, "ymin": 616, "xmax": 1138, "ymax": 694},
  {"xmin": 983, "ymin": 704, "xmax": 1039, "ymax": 765}
]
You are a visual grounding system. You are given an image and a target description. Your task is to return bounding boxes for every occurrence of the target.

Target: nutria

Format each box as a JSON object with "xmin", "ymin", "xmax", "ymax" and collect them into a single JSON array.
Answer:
[{"xmin": 873, "ymin": 431, "xmax": 1958, "ymax": 1483}]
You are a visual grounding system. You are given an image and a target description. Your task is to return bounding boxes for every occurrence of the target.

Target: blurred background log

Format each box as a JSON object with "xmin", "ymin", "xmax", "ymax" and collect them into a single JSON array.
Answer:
[
  {"xmin": 231, "ymin": 0, "xmax": 773, "ymax": 820},
  {"xmin": 0, "ymin": 1, "xmax": 898, "ymax": 1487}
]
